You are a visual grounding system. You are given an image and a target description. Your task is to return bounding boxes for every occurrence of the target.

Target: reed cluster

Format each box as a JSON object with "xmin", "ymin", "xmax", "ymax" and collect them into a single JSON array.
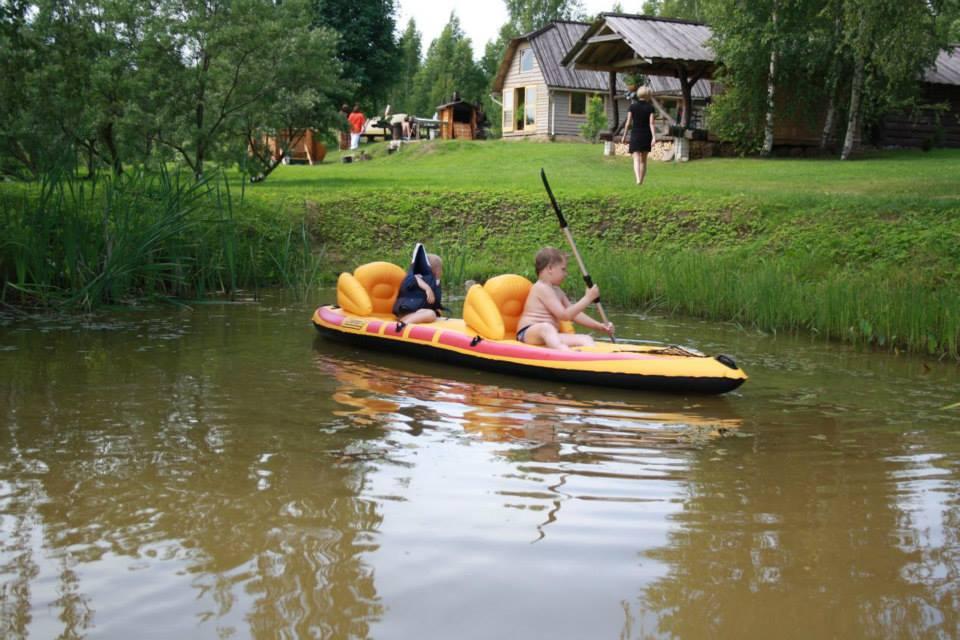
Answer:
[
  {"xmin": 588, "ymin": 250, "xmax": 959, "ymax": 358},
  {"xmin": 0, "ymin": 169, "xmax": 322, "ymax": 309}
]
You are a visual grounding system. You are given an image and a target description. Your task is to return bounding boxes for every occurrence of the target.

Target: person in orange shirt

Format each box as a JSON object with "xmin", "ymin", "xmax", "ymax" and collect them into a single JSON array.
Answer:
[{"xmin": 347, "ymin": 104, "xmax": 366, "ymax": 150}]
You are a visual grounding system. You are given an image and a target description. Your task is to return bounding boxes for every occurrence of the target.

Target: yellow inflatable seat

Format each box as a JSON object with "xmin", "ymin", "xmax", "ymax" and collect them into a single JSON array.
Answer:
[
  {"xmin": 337, "ymin": 261, "xmax": 405, "ymax": 316},
  {"xmin": 463, "ymin": 284, "xmax": 505, "ymax": 340},
  {"xmin": 483, "ymin": 274, "xmax": 532, "ymax": 337}
]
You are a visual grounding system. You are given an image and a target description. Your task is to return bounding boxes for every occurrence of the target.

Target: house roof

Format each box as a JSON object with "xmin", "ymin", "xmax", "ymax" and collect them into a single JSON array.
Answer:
[
  {"xmin": 925, "ymin": 45, "xmax": 960, "ymax": 86},
  {"xmin": 561, "ymin": 13, "xmax": 716, "ymax": 77},
  {"xmin": 436, "ymin": 99, "xmax": 478, "ymax": 110},
  {"xmin": 530, "ymin": 21, "xmax": 626, "ymax": 92},
  {"xmin": 492, "ymin": 20, "xmax": 711, "ymax": 98}
]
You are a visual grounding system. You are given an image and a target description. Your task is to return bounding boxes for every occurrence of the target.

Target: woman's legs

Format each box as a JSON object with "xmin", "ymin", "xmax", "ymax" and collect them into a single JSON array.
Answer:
[
  {"xmin": 638, "ymin": 151, "xmax": 649, "ymax": 185},
  {"xmin": 632, "ymin": 152, "xmax": 642, "ymax": 184}
]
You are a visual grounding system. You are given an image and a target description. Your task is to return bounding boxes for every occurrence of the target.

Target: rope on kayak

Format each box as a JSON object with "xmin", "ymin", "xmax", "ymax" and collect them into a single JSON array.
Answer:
[{"xmin": 615, "ymin": 345, "xmax": 707, "ymax": 357}]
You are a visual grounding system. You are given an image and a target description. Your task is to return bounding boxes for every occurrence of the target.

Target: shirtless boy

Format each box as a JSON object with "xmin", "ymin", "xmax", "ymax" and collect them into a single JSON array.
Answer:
[{"xmin": 515, "ymin": 247, "xmax": 614, "ymax": 350}]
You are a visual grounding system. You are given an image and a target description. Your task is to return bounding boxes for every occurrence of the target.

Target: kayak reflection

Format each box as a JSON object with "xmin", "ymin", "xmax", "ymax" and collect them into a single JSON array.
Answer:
[{"xmin": 313, "ymin": 339, "xmax": 744, "ymax": 457}]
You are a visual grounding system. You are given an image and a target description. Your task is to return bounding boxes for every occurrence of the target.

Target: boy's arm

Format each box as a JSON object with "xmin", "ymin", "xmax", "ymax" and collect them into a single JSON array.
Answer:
[
  {"xmin": 414, "ymin": 274, "xmax": 435, "ymax": 304},
  {"xmin": 574, "ymin": 312, "xmax": 614, "ymax": 334},
  {"xmin": 538, "ymin": 283, "xmax": 595, "ymax": 321}
]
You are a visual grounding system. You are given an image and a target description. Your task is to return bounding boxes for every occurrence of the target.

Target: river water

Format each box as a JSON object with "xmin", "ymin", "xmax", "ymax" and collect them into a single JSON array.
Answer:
[{"xmin": 1, "ymin": 291, "xmax": 958, "ymax": 639}]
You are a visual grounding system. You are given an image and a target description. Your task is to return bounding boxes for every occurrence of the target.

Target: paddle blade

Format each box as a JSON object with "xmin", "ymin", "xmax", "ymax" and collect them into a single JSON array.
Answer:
[{"xmin": 540, "ymin": 168, "xmax": 568, "ymax": 228}]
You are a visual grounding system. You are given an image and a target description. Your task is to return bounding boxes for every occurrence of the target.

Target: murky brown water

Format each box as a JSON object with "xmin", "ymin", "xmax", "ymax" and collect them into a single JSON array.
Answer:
[{"xmin": 1, "ymin": 291, "xmax": 958, "ymax": 639}]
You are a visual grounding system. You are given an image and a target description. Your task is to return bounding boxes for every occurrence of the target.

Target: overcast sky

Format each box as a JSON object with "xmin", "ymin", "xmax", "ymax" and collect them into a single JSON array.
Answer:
[{"xmin": 395, "ymin": 0, "xmax": 642, "ymax": 59}]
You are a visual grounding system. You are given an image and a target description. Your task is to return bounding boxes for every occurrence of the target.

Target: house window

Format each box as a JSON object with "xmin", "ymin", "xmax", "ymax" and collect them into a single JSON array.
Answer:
[
  {"xmin": 519, "ymin": 48, "xmax": 534, "ymax": 73},
  {"xmin": 570, "ymin": 93, "xmax": 587, "ymax": 116},
  {"xmin": 525, "ymin": 86, "xmax": 536, "ymax": 126}
]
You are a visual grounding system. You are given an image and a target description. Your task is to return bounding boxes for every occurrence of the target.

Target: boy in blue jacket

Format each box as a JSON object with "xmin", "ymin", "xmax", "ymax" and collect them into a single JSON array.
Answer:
[{"xmin": 393, "ymin": 245, "xmax": 443, "ymax": 324}]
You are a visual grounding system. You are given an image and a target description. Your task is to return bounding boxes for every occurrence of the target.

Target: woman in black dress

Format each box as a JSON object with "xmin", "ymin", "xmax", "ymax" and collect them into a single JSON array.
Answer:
[{"xmin": 620, "ymin": 86, "xmax": 657, "ymax": 185}]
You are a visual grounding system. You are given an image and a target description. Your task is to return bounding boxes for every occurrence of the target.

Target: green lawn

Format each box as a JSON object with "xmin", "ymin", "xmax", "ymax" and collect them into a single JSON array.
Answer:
[{"xmin": 250, "ymin": 139, "xmax": 960, "ymax": 208}]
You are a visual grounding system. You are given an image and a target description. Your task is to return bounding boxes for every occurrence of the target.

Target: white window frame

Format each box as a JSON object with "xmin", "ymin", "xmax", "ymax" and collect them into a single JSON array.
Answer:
[
  {"xmin": 519, "ymin": 48, "xmax": 534, "ymax": 73},
  {"xmin": 525, "ymin": 86, "xmax": 537, "ymax": 128}
]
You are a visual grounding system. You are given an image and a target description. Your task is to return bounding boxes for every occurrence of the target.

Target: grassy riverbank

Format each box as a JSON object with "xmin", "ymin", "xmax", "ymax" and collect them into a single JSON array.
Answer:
[
  {"xmin": 2, "ymin": 141, "xmax": 959, "ymax": 357},
  {"xmin": 251, "ymin": 141, "xmax": 960, "ymax": 358}
]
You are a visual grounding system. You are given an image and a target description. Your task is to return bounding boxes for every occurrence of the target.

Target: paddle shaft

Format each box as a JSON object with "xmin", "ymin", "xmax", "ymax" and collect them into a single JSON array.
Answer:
[{"xmin": 540, "ymin": 169, "xmax": 615, "ymax": 343}]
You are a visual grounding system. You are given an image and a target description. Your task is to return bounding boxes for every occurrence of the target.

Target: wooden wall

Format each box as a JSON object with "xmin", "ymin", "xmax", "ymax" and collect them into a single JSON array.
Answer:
[
  {"xmin": 549, "ymin": 91, "xmax": 630, "ymax": 137},
  {"xmin": 878, "ymin": 84, "xmax": 960, "ymax": 148}
]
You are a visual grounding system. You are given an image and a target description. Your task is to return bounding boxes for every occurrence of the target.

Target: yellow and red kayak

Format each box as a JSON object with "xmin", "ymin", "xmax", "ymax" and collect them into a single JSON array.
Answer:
[{"xmin": 311, "ymin": 263, "xmax": 747, "ymax": 394}]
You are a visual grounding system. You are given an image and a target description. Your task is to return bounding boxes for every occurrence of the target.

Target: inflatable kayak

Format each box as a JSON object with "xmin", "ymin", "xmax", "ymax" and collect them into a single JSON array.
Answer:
[{"xmin": 312, "ymin": 261, "xmax": 748, "ymax": 395}]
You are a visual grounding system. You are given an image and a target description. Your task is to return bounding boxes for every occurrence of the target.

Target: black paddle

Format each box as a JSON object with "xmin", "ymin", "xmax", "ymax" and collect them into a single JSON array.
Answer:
[{"xmin": 540, "ymin": 168, "xmax": 616, "ymax": 343}]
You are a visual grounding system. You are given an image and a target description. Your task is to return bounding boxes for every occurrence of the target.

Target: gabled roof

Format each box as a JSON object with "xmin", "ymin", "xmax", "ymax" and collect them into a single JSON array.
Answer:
[
  {"xmin": 561, "ymin": 13, "xmax": 715, "ymax": 77},
  {"xmin": 530, "ymin": 21, "xmax": 626, "ymax": 92},
  {"xmin": 492, "ymin": 21, "xmax": 620, "ymax": 93},
  {"xmin": 925, "ymin": 45, "xmax": 960, "ymax": 86},
  {"xmin": 492, "ymin": 21, "xmax": 711, "ymax": 98}
]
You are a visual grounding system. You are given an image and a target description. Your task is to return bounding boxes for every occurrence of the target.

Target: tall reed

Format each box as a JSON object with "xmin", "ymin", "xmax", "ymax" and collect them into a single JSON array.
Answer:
[
  {"xmin": 587, "ymin": 249, "xmax": 959, "ymax": 359},
  {"xmin": 0, "ymin": 169, "xmax": 327, "ymax": 308}
]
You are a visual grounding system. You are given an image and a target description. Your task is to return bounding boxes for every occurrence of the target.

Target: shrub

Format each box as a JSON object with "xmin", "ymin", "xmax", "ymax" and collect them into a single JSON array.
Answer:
[{"xmin": 580, "ymin": 95, "xmax": 608, "ymax": 143}]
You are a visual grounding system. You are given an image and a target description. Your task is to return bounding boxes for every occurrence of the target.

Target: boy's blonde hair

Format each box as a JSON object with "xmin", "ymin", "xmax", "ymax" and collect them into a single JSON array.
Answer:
[
  {"xmin": 427, "ymin": 253, "xmax": 442, "ymax": 274},
  {"xmin": 534, "ymin": 247, "xmax": 566, "ymax": 275}
]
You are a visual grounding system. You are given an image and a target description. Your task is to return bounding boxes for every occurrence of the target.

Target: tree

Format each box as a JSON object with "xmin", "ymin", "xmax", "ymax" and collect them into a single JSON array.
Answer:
[
  {"xmin": 242, "ymin": 25, "xmax": 345, "ymax": 181},
  {"xmin": 642, "ymin": 0, "xmax": 708, "ymax": 21},
  {"xmin": 310, "ymin": 0, "xmax": 398, "ymax": 109},
  {"xmin": 1, "ymin": 0, "xmax": 147, "ymax": 177},
  {"xmin": 703, "ymin": 1, "xmax": 777, "ymax": 154},
  {"xmin": 386, "ymin": 19, "xmax": 422, "ymax": 115},
  {"xmin": 146, "ymin": 0, "xmax": 343, "ymax": 179},
  {"xmin": 504, "ymin": 0, "xmax": 585, "ymax": 34},
  {"xmin": 706, "ymin": 0, "xmax": 835, "ymax": 155},
  {"xmin": 411, "ymin": 13, "xmax": 486, "ymax": 117},
  {"xmin": 836, "ymin": 0, "xmax": 946, "ymax": 159},
  {"xmin": 1, "ymin": 0, "xmax": 47, "ymax": 177}
]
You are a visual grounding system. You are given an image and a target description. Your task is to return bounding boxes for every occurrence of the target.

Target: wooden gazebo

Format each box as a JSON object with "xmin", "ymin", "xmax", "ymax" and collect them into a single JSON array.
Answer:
[{"xmin": 561, "ymin": 14, "xmax": 716, "ymax": 134}]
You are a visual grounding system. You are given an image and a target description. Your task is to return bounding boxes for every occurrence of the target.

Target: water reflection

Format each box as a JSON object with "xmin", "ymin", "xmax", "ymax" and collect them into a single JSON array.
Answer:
[
  {"xmin": 315, "ymin": 346, "xmax": 744, "ymax": 452},
  {"xmin": 314, "ymin": 346, "xmax": 745, "ymax": 552},
  {"xmin": 630, "ymin": 409, "xmax": 960, "ymax": 638},
  {"xmin": 0, "ymin": 314, "xmax": 387, "ymax": 639}
]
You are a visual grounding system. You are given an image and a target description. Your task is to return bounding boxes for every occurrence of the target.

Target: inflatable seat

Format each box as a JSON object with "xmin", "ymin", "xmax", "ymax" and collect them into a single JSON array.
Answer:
[
  {"xmin": 483, "ymin": 274, "xmax": 532, "ymax": 337},
  {"xmin": 337, "ymin": 261, "xmax": 405, "ymax": 316},
  {"xmin": 464, "ymin": 273, "xmax": 575, "ymax": 340}
]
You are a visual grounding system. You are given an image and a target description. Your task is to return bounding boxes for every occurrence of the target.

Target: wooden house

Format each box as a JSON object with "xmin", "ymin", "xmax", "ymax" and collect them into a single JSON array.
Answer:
[
  {"xmin": 878, "ymin": 46, "xmax": 960, "ymax": 148},
  {"xmin": 492, "ymin": 20, "xmax": 710, "ymax": 140},
  {"xmin": 262, "ymin": 129, "xmax": 326, "ymax": 165}
]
